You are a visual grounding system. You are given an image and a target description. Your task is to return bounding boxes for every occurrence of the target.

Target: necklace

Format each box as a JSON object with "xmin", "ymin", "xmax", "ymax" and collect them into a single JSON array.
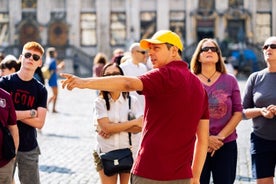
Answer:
[{"xmin": 201, "ymin": 71, "xmax": 216, "ymax": 83}]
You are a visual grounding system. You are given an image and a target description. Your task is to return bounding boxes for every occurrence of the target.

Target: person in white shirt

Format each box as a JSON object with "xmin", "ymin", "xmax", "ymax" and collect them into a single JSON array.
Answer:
[
  {"xmin": 93, "ymin": 63, "xmax": 143, "ymax": 184},
  {"xmin": 120, "ymin": 43, "xmax": 148, "ymax": 107}
]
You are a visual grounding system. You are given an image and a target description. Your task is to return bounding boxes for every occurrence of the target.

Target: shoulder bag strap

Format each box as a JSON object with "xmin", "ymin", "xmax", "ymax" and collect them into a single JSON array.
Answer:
[{"xmin": 128, "ymin": 95, "xmax": 132, "ymax": 146}]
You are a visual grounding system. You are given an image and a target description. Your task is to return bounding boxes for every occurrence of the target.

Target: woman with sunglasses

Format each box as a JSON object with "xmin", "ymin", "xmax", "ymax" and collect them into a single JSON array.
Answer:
[
  {"xmin": 242, "ymin": 36, "xmax": 276, "ymax": 184},
  {"xmin": 92, "ymin": 63, "xmax": 143, "ymax": 184},
  {"xmin": 190, "ymin": 38, "xmax": 243, "ymax": 184}
]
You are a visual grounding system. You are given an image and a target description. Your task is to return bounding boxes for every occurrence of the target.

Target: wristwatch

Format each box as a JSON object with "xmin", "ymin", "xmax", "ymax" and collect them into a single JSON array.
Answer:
[{"xmin": 30, "ymin": 109, "xmax": 36, "ymax": 118}]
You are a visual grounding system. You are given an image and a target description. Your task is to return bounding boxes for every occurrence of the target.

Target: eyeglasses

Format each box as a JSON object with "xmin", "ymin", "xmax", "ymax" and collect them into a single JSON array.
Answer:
[
  {"xmin": 262, "ymin": 44, "xmax": 276, "ymax": 50},
  {"xmin": 23, "ymin": 52, "xmax": 41, "ymax": 61},
  {"xmin": 103, "ymin": 72, "xmax": 122, "ymax": 77},
  {"xmin": 136, "ymin": 50, "xmax": 147, "ymax": 55},
  {"xmin": 200, "ymin": 47, "xmax": 218, "ymax": 53}
]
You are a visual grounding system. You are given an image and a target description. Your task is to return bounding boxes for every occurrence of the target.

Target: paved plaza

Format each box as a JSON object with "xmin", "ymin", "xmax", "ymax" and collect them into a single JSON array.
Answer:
[{"xmin": 12, "ymin": 79, "xmax": 271, "ymax": 184}]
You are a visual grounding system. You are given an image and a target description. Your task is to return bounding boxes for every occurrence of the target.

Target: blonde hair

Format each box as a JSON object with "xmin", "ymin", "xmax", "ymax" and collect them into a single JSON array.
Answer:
[{"xmin": 93, "ymin": 52, "xmax": 108, "ymax": 65}]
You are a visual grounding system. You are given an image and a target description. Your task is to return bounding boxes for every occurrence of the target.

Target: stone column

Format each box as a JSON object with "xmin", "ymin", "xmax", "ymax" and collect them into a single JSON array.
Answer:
[
  {"xmin": 96, "ymin": 0, "xmax": 110, "ymax": 56},
  {"xmin": 9, "ymin": 0, "xmax": 21, "ymax": 45},
  {"xmin": 215, "ymin": 0, "xmax": 228, "ymax": 42},
  {"xmin": 157, "ymin": 0, "xmax": 169, "ymax": 30},
  {"xmin": 66, "ymin": 0, "xmax": 80, "ymax": 47},
  {"xmin": 272, "ymin": 0, "xmax": 276, "ymax": 35},
  {"xmin": 185, "ymin": 0, "xmax": 194, "ymax": 45}
]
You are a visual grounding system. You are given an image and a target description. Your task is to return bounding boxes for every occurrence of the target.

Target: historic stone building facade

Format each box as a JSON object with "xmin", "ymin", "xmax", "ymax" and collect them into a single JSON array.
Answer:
[{"xmin": 0, "ymin": 0, "xmax": 275, "ymax": 75}]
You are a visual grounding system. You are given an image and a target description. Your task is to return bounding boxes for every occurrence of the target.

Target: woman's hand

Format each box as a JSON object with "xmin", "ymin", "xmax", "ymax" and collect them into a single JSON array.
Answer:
[
  {"xmin": 260, "ymin": 107, "xmax": 274, "ymax": 119},
  {"xmin": 267, "ymin": 105, "xmax": 276, "ymax": 116},
  {"xmin": 208, "ymin": 135, "xmax": 224, "ymax": 156},
  {"xmin": 98, "ymin": 130, "xmax": 111, "ymax": 139}
]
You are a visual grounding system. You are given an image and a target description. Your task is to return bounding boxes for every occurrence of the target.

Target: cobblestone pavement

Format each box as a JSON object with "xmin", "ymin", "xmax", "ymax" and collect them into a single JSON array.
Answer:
[{"xmin": 12, "ymin": 79, "xmax": 273, "ymax": 184}]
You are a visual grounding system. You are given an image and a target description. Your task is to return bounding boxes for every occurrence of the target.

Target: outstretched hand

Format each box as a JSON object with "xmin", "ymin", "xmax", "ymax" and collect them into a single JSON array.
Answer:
[{"xmin": 60, "ymin": 73, "xmax": 82, "ymax": 90}]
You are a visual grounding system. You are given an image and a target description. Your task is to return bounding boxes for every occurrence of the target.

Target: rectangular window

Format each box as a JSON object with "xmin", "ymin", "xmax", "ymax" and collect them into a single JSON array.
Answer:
[
  {"xmin": 110, "ymin": 12, "xmax": 126, "ymax": 46},
  {"xmin": 227, "ymin": 20, "xmax": 245, "ymax": 43},
  {"xmin": 255, "ymin": 13, "xmax": 271, "ymax": 44},
  {"xmin": 80, "ymin": 13, "xmax": 96, "ymax": 46},
  {"xmin": 0, "ymin": 13, "xmax": 9, "ymax": 46},
  {"xmin": 140, "ymin": 11, "xmax": 156, "ymax": 39},
  {"xmin": 170, "ymin": 11, "xmax": 185, "ymax": 43}
]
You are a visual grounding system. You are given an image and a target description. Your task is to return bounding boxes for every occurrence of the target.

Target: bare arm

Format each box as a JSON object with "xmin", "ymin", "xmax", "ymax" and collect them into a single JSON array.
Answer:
[
  {"xmin": 8, "ymin": 124, "xmax": 19, "ymax": 153},
  {"xmin": 244, "ymin": 107, "xmax": 274, "ymax": 119},
  {"xmin": 16, "ymin": 107, "xmax": 47, "ymax": 129},
  {"xmin": 124, "ymin": 116, "xmax": 143, "ymax": 133},
  {"xmin": 191, "ymin": 119, "xmax": 209, "ymax": 184},
  {"xmin": 97, "ymin": 116, "xmax": 142, "ymax": 134},
  {"xmin": 208, "ymin": 111, "xmax": 242, "ymax": 156},
  {"xmin": 60, "ymin": 73, "xmax": 143, "ymax": 92},
  {"xmin": 217, "ymin": 111, "xmax": 242, "ymax": 138}
]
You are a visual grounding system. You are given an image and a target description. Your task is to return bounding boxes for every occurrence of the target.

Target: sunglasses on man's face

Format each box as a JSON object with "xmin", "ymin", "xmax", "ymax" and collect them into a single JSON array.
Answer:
[
  {"xmin": 136, "ymin": 50, "xmax": 147, "ymax": 55},
  {"xmin": 262, "ymin": 44, "xmax": 276, "ymax": 50},
  {"xmin": 200, "ymin": 47, "xmax": 218, "ymax": 53},
  {"xmin": 23, "ymin": 52, "xmax": 41, "ymax": 61}
]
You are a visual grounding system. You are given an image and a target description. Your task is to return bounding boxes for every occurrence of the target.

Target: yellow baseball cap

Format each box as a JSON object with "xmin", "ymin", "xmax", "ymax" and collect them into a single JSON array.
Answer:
[{"xmin": 140, "ymin": 30, "xmax": 183, "ymax": 51}]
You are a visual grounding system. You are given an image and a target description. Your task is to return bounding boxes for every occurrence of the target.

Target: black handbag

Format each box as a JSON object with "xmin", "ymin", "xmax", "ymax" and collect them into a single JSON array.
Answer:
[
  {"xmin": 0, "ymin": 121, "xmax": 16, "ymax": 160},
  {"xmin": 99, "ymin": 95, "xmax": 134, "ymax": 176},
  {"xmin": 100, "ymin": 148, "xmax": 133, "ymax": 176}
]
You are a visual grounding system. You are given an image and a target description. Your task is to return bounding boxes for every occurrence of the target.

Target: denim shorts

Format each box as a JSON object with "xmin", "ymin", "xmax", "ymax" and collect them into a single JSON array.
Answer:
[{"xmin": 251, "ymin": 133, "xmax": 276, "ymax": 179}]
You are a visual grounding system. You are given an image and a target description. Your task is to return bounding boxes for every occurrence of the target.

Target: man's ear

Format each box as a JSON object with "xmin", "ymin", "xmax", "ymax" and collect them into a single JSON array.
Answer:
[
  {"xmin": 172, "ymin": 46, "xmax": 179, "ymax": 56},
  {"xmin": 38, "ymin": 60, "xmax": 43, "ymax": 67},
  {"xmin": 19, "ymin": 54, "xmax": 23, "ymax": 61}
]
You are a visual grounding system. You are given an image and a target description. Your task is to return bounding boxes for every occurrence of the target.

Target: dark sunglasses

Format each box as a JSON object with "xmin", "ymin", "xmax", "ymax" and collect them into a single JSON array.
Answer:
[
  {"xmin": 201, "ymin": 47, "xmax": 218, "ymax": 53},
  {"xmin": 24, "ymin": 52, "xmax": 41, "ymax": 61},
  {"xmin": 136, "ymin": 50, "xmax": 147, "ymax": 55},
  {"xmin": 103, "ymin": 72, "xmax": 122, "ymax": 77},
  {"xmin": 262, "ymin": 44, "xmax": 276, "ymax": 50}
]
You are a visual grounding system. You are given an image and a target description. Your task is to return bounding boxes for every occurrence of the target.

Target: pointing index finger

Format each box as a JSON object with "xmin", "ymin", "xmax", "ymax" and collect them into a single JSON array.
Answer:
[{"xmin": 60, "ymin": 73, "xmax": 72, "ymax": 79}]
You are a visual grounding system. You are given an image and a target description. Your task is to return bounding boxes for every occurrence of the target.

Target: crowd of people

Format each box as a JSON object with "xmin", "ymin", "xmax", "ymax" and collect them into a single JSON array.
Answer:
[{"xmin": 0, "ymin": 31, "xmax": 276, "ymax": 184}]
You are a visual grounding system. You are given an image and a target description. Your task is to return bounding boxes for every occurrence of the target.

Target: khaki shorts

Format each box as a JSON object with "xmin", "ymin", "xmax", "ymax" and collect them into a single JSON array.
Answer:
[
  {"xmin": 131, "ymin": 174, "xmax": 191, "ymax": 184},
  {"xmin": 0, "ymin": 159, "xmax": 15, "ymax": 184},
  {"xmin": 93, "ymin": 150, "xmax": 103, "ymax": 172}
]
